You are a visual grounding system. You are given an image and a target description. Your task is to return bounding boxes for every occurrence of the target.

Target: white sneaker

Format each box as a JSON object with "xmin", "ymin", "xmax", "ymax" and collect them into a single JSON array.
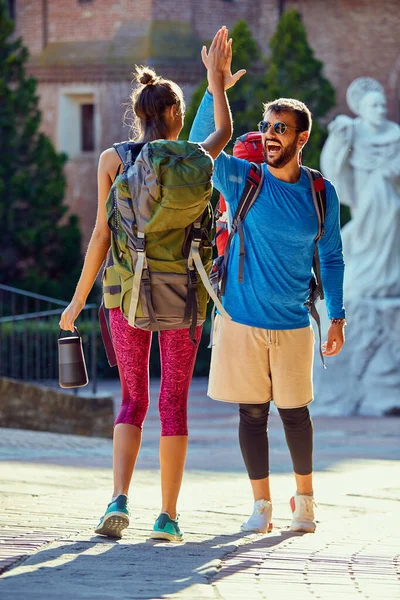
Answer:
[
  {"xmin": 289, "ymin": 492, "xmax": 316, "ymax": 533},
  {"xmin": 241, "ymin": 499, "xmax": 273, "ymax": 533}
]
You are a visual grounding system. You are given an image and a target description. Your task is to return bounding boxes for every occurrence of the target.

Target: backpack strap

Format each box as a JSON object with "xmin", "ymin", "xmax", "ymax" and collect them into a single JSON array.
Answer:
[
  {"xmin": 221, "ymin": 163, "xmax": 264, "ymax": 294},
  {"xmin": 188, "ymin": 219, "xmax": 231, "ymax": 322},
  {"xmin": 99, "ymin": 249, "xmax": 118, "ymax": 367},
  {"xmin": 99, "ymin": 301, "xmax": 118, "ymax": 367},
  {"xmin": 304, "ymin": 167, "xmax": 326, "ymax": 299},
  {"xmin": 126, "ymin": 231, "xmax": 158, "ymax": 330},
  {"xmin": 113, "ymin": 141, "xmax": 131, "ymax": 165},
  {"xmin": 304, "ymin": 167, "xmax": 327, "ymax": 368},
  {"xmin": 128, "ymin": 232, "xmax": 145, "ymax": 327},
  {"xmin": 121, "ymin": 147, "xmax": 158, "ymax": 331},
  {"xmin": 113, "ymin": 141, "xmax": 146, "ymax": 169},
  {"xmin": 114, "ymin": 163, "xmax": 122, "ymax": 181},
  {"xmin": 101, "ymin": 144, "xmax": 157, "ymax": 358},
  {"xmin": 304, "ymin": 167, "xmax": 326, "ymax": 243}
]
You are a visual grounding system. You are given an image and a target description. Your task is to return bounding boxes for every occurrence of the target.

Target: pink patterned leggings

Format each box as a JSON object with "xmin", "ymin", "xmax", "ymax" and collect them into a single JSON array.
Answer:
[{"xmin": 109, "ymin": 308, "xmax": 202, "ymax": 436}]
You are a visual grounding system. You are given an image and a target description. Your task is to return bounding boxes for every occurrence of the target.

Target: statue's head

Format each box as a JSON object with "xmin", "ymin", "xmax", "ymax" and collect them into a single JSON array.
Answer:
[
  {"xmin": 358, "ymin": 90, "xmax": 387, "ymax": 126},
  {"xmin": 346, "ymin": 77, "xmax": 387, "ymax": 124}
]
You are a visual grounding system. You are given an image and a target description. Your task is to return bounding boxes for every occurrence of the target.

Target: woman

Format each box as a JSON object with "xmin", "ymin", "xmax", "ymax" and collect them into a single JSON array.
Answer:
[{"xmin": 59, "ymin": 27, "xmax": 234, "ymax": 542}]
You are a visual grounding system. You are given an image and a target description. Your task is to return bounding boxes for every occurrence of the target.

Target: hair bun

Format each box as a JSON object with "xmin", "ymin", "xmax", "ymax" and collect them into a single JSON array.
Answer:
[
  {"xmin": 135, "ymin": 65, "xmax": 158, "ymax": 86},
  {"xmin": 139, "ymin": 71, "xmax": 155, "ymax": 85}
]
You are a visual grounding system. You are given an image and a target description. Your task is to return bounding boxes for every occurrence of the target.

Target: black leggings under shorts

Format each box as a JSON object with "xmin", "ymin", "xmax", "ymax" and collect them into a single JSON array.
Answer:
[{"xmin": 238, "ymin": 402, "xmax": 313, "ymax": 479}]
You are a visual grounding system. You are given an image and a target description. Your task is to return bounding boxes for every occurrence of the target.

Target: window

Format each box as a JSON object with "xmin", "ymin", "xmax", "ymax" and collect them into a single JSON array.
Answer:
[
  {"xmin": 7, "ymin": 0, "xmax": 16, "ymax": 20},
  {"xmin": 81, "ymin": 104, "xmax": 95, "ymax": 152},
  {"xmin": 58, "ymin": 92, "xmax": 97, "ymax": 157}
]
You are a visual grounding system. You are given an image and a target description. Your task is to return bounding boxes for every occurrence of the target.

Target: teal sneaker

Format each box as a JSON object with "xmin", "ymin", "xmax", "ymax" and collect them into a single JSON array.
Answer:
[
  {"xmin": 150, "ymin": 512, "xmax": 183, "ymax": 542},
  {"xmin": 94, "ymin": 494, "xmax": 130, "ymax": 538}
]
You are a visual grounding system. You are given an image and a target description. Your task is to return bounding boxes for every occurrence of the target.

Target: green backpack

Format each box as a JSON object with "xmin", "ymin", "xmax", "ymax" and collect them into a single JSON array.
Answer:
[{"xmin": 100, "ymin": 140, "xmax": 229, "ymax": 366}]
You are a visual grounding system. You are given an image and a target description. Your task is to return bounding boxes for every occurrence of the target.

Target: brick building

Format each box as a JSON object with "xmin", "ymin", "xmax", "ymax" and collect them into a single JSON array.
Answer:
[{"xmin": 9, "ymin": 0, "xmax": 400, "ymax": 246}]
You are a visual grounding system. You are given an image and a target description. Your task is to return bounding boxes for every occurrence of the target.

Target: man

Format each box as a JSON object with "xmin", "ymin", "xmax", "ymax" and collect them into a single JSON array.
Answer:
[{"xmin": 190, "ymin": 28, "xmax": 346, "ymax": 534}]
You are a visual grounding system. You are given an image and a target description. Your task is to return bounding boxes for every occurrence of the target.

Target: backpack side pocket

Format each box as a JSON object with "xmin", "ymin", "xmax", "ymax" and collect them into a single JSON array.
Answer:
[{"xmin": 103, "ymin": 266, "xmax": 122, "ymax": 309}]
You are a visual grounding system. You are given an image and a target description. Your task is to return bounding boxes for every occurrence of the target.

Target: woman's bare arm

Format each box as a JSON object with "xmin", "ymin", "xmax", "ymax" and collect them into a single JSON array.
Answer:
[
  {"xmin": 59, "ymin": 149, "xmax": 121, "ymax": 331},
  {"xmin": 200, "ymin": 28, "xmax": 234, "ymax": 159}
]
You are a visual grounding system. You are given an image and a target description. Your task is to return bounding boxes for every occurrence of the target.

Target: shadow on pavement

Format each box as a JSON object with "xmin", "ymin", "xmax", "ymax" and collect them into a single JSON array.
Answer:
[{"xmin": 0, "ymin": 529, "xmax": 302, "ymax": 599}]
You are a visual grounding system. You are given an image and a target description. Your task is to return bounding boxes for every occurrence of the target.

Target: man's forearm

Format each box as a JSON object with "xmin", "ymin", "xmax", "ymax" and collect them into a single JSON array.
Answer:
[{"xmin": 321, "ymin": 264, "xmax": 346, "ymax": 320}]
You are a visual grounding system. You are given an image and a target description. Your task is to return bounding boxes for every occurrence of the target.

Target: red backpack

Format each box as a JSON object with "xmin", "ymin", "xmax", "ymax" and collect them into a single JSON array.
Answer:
[{"xmin": 211, "ymin": 131, "xmax": 328, "ymax": 366}]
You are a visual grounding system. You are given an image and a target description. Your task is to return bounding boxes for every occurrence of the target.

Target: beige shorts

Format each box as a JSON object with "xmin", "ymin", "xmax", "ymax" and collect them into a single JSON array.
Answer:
[{"xmin": 208, "ymin": 316, "xmax": 315, "ymax": 409}]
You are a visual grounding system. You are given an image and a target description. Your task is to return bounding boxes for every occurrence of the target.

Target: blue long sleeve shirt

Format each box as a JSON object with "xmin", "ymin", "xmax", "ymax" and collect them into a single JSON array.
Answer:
[{"xmin": 190, "ymin": 91, "xmax": 345, "ymax": 330}]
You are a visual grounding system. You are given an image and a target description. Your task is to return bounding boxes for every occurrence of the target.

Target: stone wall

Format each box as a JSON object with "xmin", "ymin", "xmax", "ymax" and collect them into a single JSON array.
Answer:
[
  {"xmin": 286, "ymin": 0, "xmax": 400, "ymax": 120},
  {"xmin": 15, "ymin": 0, "xmax": 400, "ymax": 119},
  {"xmin": 0, "ymin": 378, "xmax": 114, "ymax": 438},
  {"xmin": 12, "ymin": 0, "xmax": 400, "ymax": 249},
  {"xmin": 15, "ymin": 0, "xmax": 153, "ymax": 51}
]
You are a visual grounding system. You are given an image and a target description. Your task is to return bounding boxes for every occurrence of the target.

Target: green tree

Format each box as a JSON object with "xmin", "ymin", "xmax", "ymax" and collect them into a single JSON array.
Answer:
[
  {"xmin": 260, "ymin": 9, "xmax": 336, "ymax": 168},
  {"xmin": 0, "ymin": 2, "xmax": 82, "ymax": 300},
  {"xmin": 182, "ymin": 19, "xmax": 263, "ymax": 147}
]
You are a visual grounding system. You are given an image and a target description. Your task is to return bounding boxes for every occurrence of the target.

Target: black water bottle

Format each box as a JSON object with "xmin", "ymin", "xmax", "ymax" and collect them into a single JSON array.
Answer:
[{"xmin": 58, "ymin": 327, "xmax": 89, "ymax": 388}]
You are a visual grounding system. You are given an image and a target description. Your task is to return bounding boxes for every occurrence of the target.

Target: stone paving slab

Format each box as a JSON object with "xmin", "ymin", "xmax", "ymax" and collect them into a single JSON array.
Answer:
[
  {"xmin": 0, "ymin": 457, "xmax": 399, "ymax": 599},
  {"xmin": 0, "ymin": 379, "xmax": 400, "ymax": 599}
]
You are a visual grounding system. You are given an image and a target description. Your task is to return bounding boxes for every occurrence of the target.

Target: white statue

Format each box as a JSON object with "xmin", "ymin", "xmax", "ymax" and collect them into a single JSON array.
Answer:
[
  {"xmin": 313, "ymin": 78, "xmax": 400, "ymax": 416},
  {"xmin": 320, "ymin": 77, "xmax": 400, "ymax": 299}
]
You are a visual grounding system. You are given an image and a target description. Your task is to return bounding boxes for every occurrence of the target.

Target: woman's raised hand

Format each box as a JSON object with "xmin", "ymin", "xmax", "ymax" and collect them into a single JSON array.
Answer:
[{"xmin": 201, "ymin": 26, "xmax": 246, "ymax": 91}]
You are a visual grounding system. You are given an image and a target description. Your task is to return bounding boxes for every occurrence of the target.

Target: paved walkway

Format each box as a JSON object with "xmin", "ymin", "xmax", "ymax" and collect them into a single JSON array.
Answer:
[{"xmin": 0, "ymin": 379, "xmax": 399, "ymax": 599}]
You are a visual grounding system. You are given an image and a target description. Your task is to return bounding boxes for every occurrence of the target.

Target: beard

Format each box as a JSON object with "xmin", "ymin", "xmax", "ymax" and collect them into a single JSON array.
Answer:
[{"xmin": 263, "ymin": 135, "xmax": 299, "ymax": 168}]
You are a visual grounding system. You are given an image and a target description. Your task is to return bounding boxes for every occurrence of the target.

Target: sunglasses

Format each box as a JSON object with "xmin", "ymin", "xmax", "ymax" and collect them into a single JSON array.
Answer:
[{"xmin": 258, "ymin": 120, "xmax": 302, "ymax": 135}]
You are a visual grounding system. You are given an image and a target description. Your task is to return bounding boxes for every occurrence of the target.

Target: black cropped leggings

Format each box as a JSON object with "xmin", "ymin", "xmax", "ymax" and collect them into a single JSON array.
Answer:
[{"xmin": 239, "ymin": 403, "xmax": 313, "ymax": 479}]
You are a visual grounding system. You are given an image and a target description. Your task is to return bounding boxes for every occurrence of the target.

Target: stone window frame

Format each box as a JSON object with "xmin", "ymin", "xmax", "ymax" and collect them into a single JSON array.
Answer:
[{"xmin": 57, "ymin": 87, "xmax": 100, "ymax": 159}]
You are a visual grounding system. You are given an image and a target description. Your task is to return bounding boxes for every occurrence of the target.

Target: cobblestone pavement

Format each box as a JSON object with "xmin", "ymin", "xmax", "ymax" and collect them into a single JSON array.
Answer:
[{"xmin": 0, "ymin": 378, "xmax": 399, "ymax": 599}]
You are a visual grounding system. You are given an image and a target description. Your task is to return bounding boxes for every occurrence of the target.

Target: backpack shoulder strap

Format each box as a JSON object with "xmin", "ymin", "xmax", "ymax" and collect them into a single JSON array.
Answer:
[
  {"xmin": 303, "ymin": 166, "xmax": 327, "ymax": 298},
  {"xmin": 303, "ymin": 166, "xmax": 327, "ymax": 369},
  {"xmin": 113, "ymin": 163, "xmax": 122, "ymax": 182},
  {"xmin": 303, "ymin": 167, "xmax": 326, "ymax": 242},
  {"xmin": 233, "ymin": 162, "xmax": 264, "ymax": 225},
  {"xmin": 222, "ymin": 163, "xmax": 264, "ymax": 289},
  {"xmin": 113, "ymin": 141, "xmax": 131, "ymax": 165},
  {"xmin": 113, "ymin": 141, "xmax": 145, "ymax": 166}
]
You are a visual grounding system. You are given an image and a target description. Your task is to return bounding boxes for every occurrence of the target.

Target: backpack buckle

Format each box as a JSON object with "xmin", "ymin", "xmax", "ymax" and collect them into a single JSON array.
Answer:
[
  {"xmin": 142, "ymin": 267, "xmax": 151, "ymax": 283},
  {"xmin": 188, "ymin": 269, "xmax": 197, "ymax": 286},
  {"xmin": 192, "ymin": 222, "xmax": 202, "ymax": 243},
  {"xmin": 135, "ymin": 232, "xmax": 145, "ymax": 252}
]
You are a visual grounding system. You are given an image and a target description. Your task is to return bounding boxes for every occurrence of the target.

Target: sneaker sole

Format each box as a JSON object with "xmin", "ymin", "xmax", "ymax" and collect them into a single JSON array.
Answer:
[
  {"xmin": 95, "ymin": 512, "xmax": 130, "ymax": 538},
  {"xmin": 289, "ymin": 497, "xmax": 316, "ymax": 533},
  {"xmin": 149, "ymin": 530, "xmax": 183, "ymax": 542},
  {"xmin": 290, "ymin": 521, "xmax": 316, "ymax": 533},
  {"xmin": 241, "ymin": 522, "xmax": 273, "ymax": 534}
]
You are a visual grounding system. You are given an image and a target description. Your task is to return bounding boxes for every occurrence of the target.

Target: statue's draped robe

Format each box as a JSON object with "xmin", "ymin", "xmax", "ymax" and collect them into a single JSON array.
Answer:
[
  {"xmin": 321, "ymin": 117, "xmax": 400, "ymax": 299},
  {"xmin": 313, "ymin": 117, "xmax": 400, "ymax": 416}
]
